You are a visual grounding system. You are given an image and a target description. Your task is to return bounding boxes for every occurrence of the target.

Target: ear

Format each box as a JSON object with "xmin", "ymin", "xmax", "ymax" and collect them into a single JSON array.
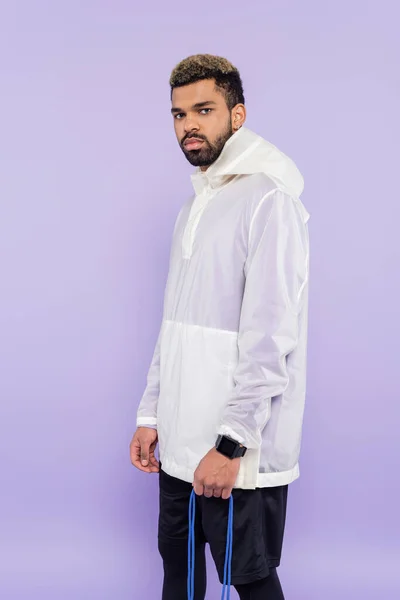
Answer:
[{"xmin": 231, "ymin": 104, "xmax": 246, "ymax": 131}]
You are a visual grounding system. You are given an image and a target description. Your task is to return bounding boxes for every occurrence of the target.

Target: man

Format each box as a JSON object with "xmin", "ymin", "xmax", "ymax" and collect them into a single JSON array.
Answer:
[{"xmin": 130, "ymin": 54, "xmax": 310, "ymax": 600}]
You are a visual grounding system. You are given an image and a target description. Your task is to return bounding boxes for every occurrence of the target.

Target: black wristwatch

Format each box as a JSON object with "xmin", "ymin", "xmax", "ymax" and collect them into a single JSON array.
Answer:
[{"xmin": 215, "ymin": 434, "xmax": 247, "ymax": 459}]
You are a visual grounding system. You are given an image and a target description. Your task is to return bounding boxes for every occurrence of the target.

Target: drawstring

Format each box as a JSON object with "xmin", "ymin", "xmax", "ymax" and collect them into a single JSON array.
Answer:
[
  {"xmin": 187, "ymin": 490, "xmax": 196, "ymax": 600},
  {"xmin": 221, "ymin": 493, "xmax": 234, "ymax": 600},
  {"xmin": 187, "ymin": 489, "xmax": 234, "ymax": 600}
]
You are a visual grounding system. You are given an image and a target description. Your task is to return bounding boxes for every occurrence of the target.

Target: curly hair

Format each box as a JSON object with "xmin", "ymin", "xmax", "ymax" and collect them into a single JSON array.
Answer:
[{"xmin": 170, "ymin": 54, "xmax": 245, "ymax": 110}]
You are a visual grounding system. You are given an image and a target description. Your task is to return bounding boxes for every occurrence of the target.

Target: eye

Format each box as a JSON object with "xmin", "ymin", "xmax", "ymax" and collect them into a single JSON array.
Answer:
[
  {"xmin": 174, "ymin": 113, "xmax": 185, "ymax": 120},
  {"xmin": 200, "ymin": 108, "xmax": 212, "ymax": 115}
]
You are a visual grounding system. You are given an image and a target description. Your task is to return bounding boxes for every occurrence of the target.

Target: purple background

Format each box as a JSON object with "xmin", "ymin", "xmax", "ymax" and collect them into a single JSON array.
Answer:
[{"xmin": 1, "ymin": 1, "xmax": 399, "ymax": 598}]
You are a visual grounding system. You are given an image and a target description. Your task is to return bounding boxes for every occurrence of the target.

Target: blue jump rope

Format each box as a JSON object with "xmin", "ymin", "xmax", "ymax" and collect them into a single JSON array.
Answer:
[{"xmin": 187, "ymin": 489, "xmax": 234, "ymax": 600}]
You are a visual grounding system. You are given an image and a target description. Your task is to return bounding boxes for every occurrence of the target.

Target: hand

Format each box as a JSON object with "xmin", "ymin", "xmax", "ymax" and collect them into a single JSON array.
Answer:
[
  {"xmin": 130, "ymin": 427, "xmax": 160, "ymax": 473},
  {"xmin": 193, "ymin": 447, "xmax": 240, "ymax": 500}
]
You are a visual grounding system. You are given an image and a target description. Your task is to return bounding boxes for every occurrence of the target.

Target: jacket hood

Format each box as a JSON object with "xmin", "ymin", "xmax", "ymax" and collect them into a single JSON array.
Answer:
[{"xmin": 191, "ymin": 127, "xmax": 308, "ymax": 221}]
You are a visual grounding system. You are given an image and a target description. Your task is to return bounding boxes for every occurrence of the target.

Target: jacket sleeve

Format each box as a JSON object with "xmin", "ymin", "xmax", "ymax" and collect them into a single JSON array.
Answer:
[
  {"xmin": 218, "ymin": 188, "xmax": 309, "ymax": 449},
  {"xmin": 135, "ymin": 206, "xmax": 186, "ymax": 430},
  {"xmin": 136, "ymin": 326, "xmax": 162, "ymax": 429}
]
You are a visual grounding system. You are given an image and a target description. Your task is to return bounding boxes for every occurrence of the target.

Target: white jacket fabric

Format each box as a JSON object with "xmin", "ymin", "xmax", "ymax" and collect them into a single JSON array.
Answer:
[{"xmin": 137, "ymin": 127, "xmax": 310, "ymax": 489}]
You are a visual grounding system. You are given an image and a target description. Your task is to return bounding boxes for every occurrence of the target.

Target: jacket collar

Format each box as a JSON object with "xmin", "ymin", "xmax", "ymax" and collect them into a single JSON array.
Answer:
[
  {"xmin": 190, "ymin": 128, "xmax": 245, "ymax": 196},
  {"xmin": 190, "ymin": 126, "xmax": 306, "ymax": 202}
]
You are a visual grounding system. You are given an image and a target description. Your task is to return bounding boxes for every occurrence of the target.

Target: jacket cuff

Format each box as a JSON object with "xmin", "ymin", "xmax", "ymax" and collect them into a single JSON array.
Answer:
[
  {"xmin": 137, "ymin": 417, "xmax": 157, "ymax": 428},
  {"xmin": 217, "ymin": 425, "xmax": 246, "ymax": 445}
]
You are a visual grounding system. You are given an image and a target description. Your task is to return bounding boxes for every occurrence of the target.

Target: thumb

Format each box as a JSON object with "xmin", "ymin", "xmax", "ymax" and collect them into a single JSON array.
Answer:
[{"xmin": 140, "ymin": 441, "xmax": 150, "ymax": 466}]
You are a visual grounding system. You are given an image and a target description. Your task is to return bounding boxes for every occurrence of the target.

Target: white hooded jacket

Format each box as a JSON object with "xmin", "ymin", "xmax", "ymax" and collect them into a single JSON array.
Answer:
[{"xmin": 137, "ymin": 127, "xmax": 310, "ymax": 489}]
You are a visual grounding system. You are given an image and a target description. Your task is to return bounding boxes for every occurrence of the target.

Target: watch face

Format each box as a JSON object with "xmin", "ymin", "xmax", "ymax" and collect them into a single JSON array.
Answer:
[{"xmin": 219, "ymin": 436, "xmax": 238, "ymax": 456}]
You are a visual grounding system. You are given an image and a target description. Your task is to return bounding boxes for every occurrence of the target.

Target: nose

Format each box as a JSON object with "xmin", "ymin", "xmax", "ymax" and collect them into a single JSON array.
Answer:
[{"xmin": 184, "ymin": 114, "xmax": 200, "ymax": 133}]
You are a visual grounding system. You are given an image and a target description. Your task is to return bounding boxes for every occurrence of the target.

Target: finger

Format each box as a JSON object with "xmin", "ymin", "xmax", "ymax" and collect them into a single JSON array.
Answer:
[
  {"xmin": 221, "ymin": 487, "xmax": 232, "ymax": 500},
  {"xmin": 131, "ymin": 457, "xmax": 153, "ymax": 473},
  {"xmin": 145, "ymin": 461, "xmax": 160, "ymax": 473},
  {"xmin": 213, "ymin": 488, "xmax": 222, "ymax": 499},
  {"xmin": 130, "ymin": 439, "xmax": 141, "ymax": 464},
  {"xmin": 148, "ymin": 439, "xmax": 159, "ymax": 468},
  {"xmin": 149, "ymin": 454, "xmax": 160, "ymax": 468},
  {"xmin": 204, "ymin": 486, "xmax": 214, "ymax": 499},
  {"xmin": 147, "ymin": 450, "xmax": 159, "ymax": 470},
  {"xmin": 193, "ymin": 482, "xmax": 204, "ymax": 496}
]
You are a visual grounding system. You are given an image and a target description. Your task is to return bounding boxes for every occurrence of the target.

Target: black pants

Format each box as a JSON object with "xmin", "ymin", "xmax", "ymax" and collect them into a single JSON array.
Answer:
[
  {"xmin": 158, "ymin": 470, "xmax": 287, "ymax": 599},
  {"xmin": 160, "ymin": 546, "xmax": 284, "ymax": 599}
]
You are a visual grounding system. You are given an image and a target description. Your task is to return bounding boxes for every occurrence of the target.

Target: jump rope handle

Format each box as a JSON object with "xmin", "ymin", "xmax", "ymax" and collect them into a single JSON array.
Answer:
[{"xmin": 187, "ymin": 489, "xmax": 234, "ymax": 600}]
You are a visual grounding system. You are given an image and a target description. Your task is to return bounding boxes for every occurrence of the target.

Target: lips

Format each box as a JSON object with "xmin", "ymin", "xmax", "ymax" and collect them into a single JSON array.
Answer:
[{"xmin": 184, "ymin": 138, "xmax": 204, "ymax": 151}]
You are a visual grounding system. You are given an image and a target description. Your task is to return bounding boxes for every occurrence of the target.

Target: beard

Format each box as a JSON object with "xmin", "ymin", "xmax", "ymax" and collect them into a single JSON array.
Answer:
[{"xmin": 180, "ymin": 118, "xmax": 234, "ymax": 167}]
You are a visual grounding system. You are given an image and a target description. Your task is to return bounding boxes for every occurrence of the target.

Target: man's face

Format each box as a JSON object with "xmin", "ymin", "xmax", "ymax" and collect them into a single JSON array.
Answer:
[{"xmin": 171, "ymin": 79, "xmax": 234, "ymax": 169}]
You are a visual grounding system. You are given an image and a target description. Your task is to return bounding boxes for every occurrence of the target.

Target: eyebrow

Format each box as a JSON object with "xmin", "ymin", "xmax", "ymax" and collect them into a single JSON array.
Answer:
[{"xmin": 171, "ymin": 101, "xmax": 217, "ymax": 114}]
